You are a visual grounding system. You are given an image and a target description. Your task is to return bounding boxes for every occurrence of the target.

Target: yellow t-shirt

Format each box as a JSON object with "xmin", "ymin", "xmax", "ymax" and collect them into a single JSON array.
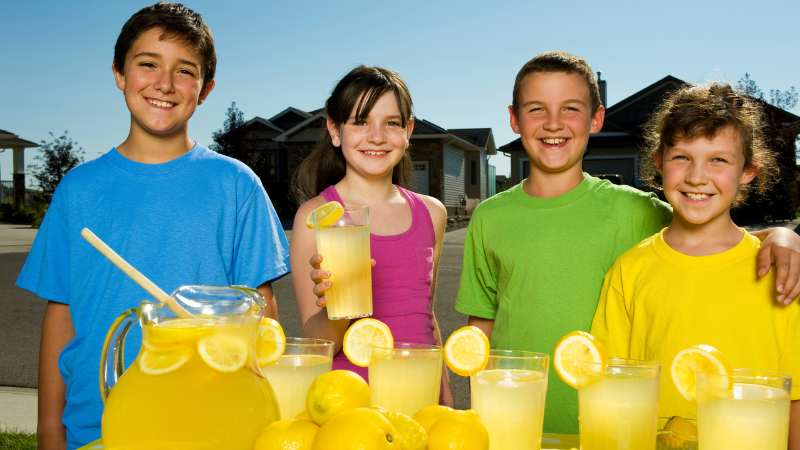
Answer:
[{"xmin": 591, "ymin": 228, "xmax": 800, "ymax": 419}]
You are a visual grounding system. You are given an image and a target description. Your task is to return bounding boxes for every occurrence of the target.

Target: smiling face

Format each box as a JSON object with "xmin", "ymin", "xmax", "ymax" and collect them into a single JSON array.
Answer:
[
  {"xmin": 657, "ymin": 127, "xmax": 757, "ymax": 227},
  {"xmin": 113, "ymin": 28, "xmax": 214, "ymax": 140},
  {"xmin": 509, "ymin": 71, "xmax": 604, "ymax": 178},
  {"xmin": 327, "ymin": 91, "xmax": 414, "ymax": 180}
]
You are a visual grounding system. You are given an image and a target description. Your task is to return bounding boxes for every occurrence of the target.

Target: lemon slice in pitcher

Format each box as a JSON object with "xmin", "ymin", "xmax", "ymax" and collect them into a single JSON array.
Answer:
[
  {"xmin": 256, "ymin": 317, "xmax": 286, "ymax": 367},
  {"xmin": 444, "ymin": 326, "xmax": 490, "ymax": 376},
  {"xmin": 671, "ymin": 345, "xmax": 733, "ymax": 403},
  {"xmin": 139, "ymin": 348, "xmax": 192, "ymax": 375},
  {"xmin": 553, "ymin": 331, "xmax": 607, "ymax": 389},
  {"xmin": 342, "ymin": 319, "xmax": 393, "ymax": 367},
  {"xmin": 305, "ymin": 201, "xmax": 344, "ymax": 228},
  {"xmin": 198, "ymin": 335, "xmax": 248, "ymax": 373}
]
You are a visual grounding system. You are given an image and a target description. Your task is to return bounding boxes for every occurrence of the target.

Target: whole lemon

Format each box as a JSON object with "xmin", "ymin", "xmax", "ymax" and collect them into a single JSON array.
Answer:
[
  {"xmin": 306, "ymin": 370, "xmax": 370, "ymax": 426},
  {"xmin": 427, "ymin": 410, "xmax": 489, "ymax": 450},
  {"xmin": 411, "ymin": 405, "xmax": 455, "ymax": 433},
  {"xmin": 252, "ymin": 419, "xmax": 319, "ymax": 450},
  {"xmin": 295, "ymin": 409, "xmax": 313, "ymax": 421},
  {"xmin": 658, "ymin": 416, "xmax": 698, "ymax": 448},
  {"xmin": 383, "ymin": 411, "xmax": 427, "ymax": 450},
  {"xmin": 311, "ymin": 407, "xmax": 400, "ymax": 450}
]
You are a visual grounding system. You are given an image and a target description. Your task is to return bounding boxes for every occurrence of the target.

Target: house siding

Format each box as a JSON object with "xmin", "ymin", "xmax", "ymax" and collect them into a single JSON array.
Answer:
[
  {"xmin": 480, "ymin": 149, "xmax": 488, "ymax": 200},
  {"xmin": 443, "ymin": 146, "xmax": 465, "ymax": 209}
]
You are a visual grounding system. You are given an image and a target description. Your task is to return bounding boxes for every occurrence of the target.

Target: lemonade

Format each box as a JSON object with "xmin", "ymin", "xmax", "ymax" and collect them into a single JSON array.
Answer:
[
  {"xmin": 369, "ymin": 343, "xmax": 443, "ymax": 416},
  {"xmin": 102, "ymin": 317, "xmax": 279, "ymax": 450},
  {"xmin": 314, "ymin": 218, "xmax": 372, "ymax": 319},
  {"xmin": 263, "ymin": 338, "xmax": 333, "ymax": 420},
  {"xmin": 696, "ymin": 369, "xmax": 791, "ymax": 450},
  {"xmin": 471, "ymin": 369, "xmax": 548, "ymax": 449},
  {"xmin": 578, "ymin": 358, "xmax": 661, "ymax": 450}
]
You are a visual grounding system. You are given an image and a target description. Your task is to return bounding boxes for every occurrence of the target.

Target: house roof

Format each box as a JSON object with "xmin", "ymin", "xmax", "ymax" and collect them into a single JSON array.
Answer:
[
  {"xmin": 448, "ymin": 128, "xmax": 496, "ymax": 155},
  {"xmin": 244, "ymin": 117, "xmax": 285, "ymax": 133},
  {"xmin": 0, "ymin": 129, "xmax": 38, "ymax": 148},
  {"xmin": 274, "ymin": 111, "xmax": 327, "ymax": 142},
  {"xmin": 783, "ymin": 120, "xmax": 800, "ymax": 134},
  {"xmin": 605, "ymin": 75, "xmax": 685, "ymax": 118}
]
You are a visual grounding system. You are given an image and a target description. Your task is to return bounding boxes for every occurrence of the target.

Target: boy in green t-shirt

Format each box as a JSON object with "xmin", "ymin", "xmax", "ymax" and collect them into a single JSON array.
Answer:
[{"xmin": 454, "ymin": 51, "xmax": 800, "ymax": 434}]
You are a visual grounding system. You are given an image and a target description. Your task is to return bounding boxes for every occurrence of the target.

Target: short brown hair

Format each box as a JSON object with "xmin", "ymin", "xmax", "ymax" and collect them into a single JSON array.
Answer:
[
  {"xmin": 291, "ymin": 65, "xmax": 415, "ymax": 204},
  {"xmin": 641, "ymin": 82, "xmax": 778, "ymax": 207},
  {"xmin": 511, "ymin": 51, "xmax": 602, "ymax": 117},
  {"xmin": 113, "ymin": 2, "xmax": 216, "ymax": 90}
]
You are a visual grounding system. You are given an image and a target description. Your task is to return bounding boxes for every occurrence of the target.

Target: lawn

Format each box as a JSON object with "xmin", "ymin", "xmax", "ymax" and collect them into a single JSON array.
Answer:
[{"xmin": 0, "ymin": 428, "xmax": 36, "ymax": 450}]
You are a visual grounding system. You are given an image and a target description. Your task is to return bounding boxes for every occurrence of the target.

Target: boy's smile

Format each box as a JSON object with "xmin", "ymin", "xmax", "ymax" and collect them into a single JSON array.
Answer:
[
  {"xmin": 509, "ymin": 72, "xmax": 604, "ymax": 183},
  {"xmin": 658, "ymin": 127, "xmax": 756, "ymax": 228},
  {"xmin": 114, "ymin": 28, "xmax": 214, "ymax": 146}
]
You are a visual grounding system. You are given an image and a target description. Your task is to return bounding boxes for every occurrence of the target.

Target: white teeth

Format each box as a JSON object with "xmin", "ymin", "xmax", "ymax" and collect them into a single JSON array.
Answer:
[
  {"xmin": 543, "ymin": 138, "xmax": 567, "ymax": 145},
  {"xmin": 686, "ymin": 193, "xmax": 710, "ymax": 200},
  {"xmin": 149, "ymin": 99, "xmax": 174, "ymax": 108},
  {"xmin": 364, "ymin": 151, "xmax": 387, "ymax": 156}
]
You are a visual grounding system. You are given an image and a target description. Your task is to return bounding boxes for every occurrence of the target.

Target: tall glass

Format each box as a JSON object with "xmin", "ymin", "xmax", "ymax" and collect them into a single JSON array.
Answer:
[
  {"xmin": 368, "ymin": 342, "xmax": 443, "ymax": 416},
  {"xmin": 262, "ymin": 337, "xmax": 334, "ymax": 419},
  {"xmin": 696, "ymin": 368, "xmax": 791, "ymax": 450},
  {"xmin": 578, "ymin": 358, "xmax": 661, "ymax": 450},
  {"xmin": 313, "ymin": 206, "xmax": 372, "ymax": 320},
  {"xmin": 470, "ymin": 350, "xmax": 549, "ymax": 450}
]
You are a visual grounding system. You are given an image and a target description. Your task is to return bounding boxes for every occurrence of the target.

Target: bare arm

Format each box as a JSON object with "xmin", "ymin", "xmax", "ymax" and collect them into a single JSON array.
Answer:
[
  {"xmin": 290, "ymin": 198, "xmax": 351, "ymax": 354},
  {"xmin": 38, "ymin": 301, "xmax": 74, "ymax": 450},
  {"xmin": 751, "ymin": 227, "xmax": 800, "ymax": 304},
  {"xmin": 790, "ymin": 400, "xmax": 799, "ymax": 450},
  {"xmin": 468, "ymin": 316, "xmax": 494, "ymax": 342},
  {"xmin": 257, "ymin": 281, "xmax": 278, "ymax": 321},
  {"xmin": 423, "ymin": 195, "xmax": 454, "ymax": 407}
]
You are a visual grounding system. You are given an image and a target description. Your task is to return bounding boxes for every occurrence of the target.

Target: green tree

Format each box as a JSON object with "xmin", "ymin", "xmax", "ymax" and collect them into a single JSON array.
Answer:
[
  {"xmin": 28, "ymin": 131, "xmax": 85, "ymax": 195},
  {"xmin": 210, "ymin": 102, "xmax": 274, "ymax": 179},
  {"xmin": 736, "ymin": 73, "xmax": 798, "ymax": 110}
]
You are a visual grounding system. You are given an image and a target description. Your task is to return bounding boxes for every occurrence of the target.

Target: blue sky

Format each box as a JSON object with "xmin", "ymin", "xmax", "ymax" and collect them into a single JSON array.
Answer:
[{"xmin": 1, "ymin": 0, "xmax": 798, "ymax": 186}]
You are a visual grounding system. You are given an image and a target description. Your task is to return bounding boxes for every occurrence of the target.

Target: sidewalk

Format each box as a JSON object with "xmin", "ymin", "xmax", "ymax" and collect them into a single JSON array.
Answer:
[
  {"xmin": 0, "ymin": 387, "xmax": 36, "ymax": 432},
  {"xmin": 0, "ymin": 224, "xmax": 38, "ymax": 254}
]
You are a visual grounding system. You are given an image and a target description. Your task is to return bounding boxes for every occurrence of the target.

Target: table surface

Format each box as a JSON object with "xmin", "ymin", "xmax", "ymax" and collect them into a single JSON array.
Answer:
[{"xmin": 78, "ymin": 433, "xmax": 581, "ymax": 449}]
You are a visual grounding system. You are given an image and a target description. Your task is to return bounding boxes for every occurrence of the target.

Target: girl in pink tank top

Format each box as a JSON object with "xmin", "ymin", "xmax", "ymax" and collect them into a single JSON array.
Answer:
[{"xmin": 288, "ymin": 66, "xmax": 453, "ymax": 407}]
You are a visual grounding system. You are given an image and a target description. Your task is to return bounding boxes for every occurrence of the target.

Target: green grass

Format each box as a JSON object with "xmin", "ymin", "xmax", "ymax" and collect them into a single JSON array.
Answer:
[{"xmin": 0, "ymin": 428, "xmax": 37, "ymax": 450}]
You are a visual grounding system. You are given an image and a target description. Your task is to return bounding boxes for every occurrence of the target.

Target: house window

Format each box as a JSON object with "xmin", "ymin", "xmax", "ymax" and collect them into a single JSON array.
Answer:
[{"xmin": 470, "ymin": 160, "xmax": 478, "ymax": 185}]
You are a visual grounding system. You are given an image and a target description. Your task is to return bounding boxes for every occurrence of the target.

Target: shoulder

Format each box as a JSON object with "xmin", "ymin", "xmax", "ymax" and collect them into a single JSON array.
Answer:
[
  {"xmin": 193, "ymin": 145, "xmax": 261, "ymax": 184},
  {"xmin": 616, "ymin": 232, "xmax": 660, "ymax": 262},
  {"xmin": 589, "ymin": 178, "xmax": 671, "ymax": 214},
  {"xmin": 293, "ymin": 195, "xmax": 328, "ymax": 226},
  {"xmin": 418, "ymin": 194, "xmax": 446, "ymax": 219},
  {"xmin": 471, "ymin": 186, "xmax": 517, "ymax": 217}
]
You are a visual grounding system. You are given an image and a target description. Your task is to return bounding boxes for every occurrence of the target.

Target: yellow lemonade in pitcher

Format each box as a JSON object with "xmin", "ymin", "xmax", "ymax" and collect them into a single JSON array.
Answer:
[
  {"xmin": 263, "ymin": 354, "xmax": 332, "ymax": 419},
  {"xmin": 102, "ymin": 317, "xmax": 279, "ymax": 450}
]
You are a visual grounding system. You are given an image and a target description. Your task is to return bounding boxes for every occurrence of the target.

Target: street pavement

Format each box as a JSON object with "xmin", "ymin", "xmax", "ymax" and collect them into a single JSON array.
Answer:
[
  {"xmin": 4, "ymin": 217, "xmax": 800, "ymax": 432},
  {"xmin": 0, "ymin": 224, "xmax": 471, "ymax": 431}
]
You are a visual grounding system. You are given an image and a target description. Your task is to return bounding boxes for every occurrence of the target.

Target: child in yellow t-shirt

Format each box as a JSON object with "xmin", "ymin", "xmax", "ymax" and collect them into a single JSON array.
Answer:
[{"xmin": 590, "ymin": 82, "xmax": 799, "ymax": 443}]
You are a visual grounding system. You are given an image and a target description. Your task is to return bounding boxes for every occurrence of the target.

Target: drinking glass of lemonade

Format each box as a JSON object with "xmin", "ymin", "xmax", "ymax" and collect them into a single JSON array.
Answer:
[
  {"xmin": 262, "ymin": 337, "xmax": 334, "ymax": 419},
  {"xmin": 470, "ymin": 349, "xmax": 549, "ymax": 450},
  {"xmin": 368, "ymin": 342, "xmax": 443, "ymax": 416},
  {"xmin": 578, "ymin": 358, "xmax": 661, "ymax": 450},
  {"xmin": 696, "ymin": 368, "xmax": 791, "ymax": 450},
  {"xmin": 313, "ymin": 206, "xmax": 372, "ymax": 320}
]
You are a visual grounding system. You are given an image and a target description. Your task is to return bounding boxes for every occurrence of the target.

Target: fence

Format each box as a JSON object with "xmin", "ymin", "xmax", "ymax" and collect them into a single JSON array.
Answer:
[{"xmin": 0, "ymin": 181, "xmax": 12, "ymax": 203}]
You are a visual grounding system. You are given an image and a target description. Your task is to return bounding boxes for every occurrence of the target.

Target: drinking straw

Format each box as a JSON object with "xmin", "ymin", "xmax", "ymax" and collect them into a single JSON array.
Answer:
[{"xmin": 81, "ymin": 228, "xmax": 196, "ymax": 319}]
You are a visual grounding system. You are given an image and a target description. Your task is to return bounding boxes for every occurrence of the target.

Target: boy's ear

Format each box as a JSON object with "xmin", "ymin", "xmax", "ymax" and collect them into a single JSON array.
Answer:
[
  {"xmin": 509, "ymin": 106, "xmax": 521, "ymax": 135},
  {"xmin": 326, "ymin": 118, "xmax": 341, "ymax": 147},
  {"xmin": 740, "ymin": 166, "xmax": 758, "ymax": 185},
  {"xmin": 197, "ymin": 80, "xmax": 215, "ymax": 106},
  {"xmin": 113, "ymin": 64, "xmax": 126, "ymax": 91},
  {"xmin": 653, "ymin": 150, "xmax": 663, "ymax": 174},
  {"xmin": 589, "ymin": 106, "xmax": 605, "ymax": 134}
]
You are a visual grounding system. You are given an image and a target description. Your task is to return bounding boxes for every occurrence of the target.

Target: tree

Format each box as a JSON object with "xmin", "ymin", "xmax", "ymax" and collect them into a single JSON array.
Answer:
[
  {"xmin": 28, "ymin": 131, "xmax": 85, "ymax": 195},
  {"xmin": 210, "ymin": 102, "xmax": 274, "ymax": 180},
  {"xmin": 736, "ymin": 73, "xmax": 798, "ymax": 110}
]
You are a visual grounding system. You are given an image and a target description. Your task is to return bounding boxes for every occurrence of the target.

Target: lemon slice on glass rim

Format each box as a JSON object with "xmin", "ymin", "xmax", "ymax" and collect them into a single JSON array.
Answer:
[
  {"xmin": 305, "ymin": 201, "xmax": 344, "ymax": 229},
  {"xmin": 256, "ymin": 317, "xmax": 286, "ymax": 367},
  {"xmin": 671, "ymin": 344, "xmax": 733, "ymax": 403},
  {"xmin": 553, "ymin": 330, "xmax": 607, "ymax": 389},
  {"xmin": 443, "ymin": 326, "xmax": 490, "ymax": 376},
  {"xmin": 342, "ymin": 318, "xmax": 393, "ymax": 367}
]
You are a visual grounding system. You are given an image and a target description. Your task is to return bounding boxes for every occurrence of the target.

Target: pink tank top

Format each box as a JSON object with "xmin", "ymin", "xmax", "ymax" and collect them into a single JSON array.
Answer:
[{"xmin": 321, "ymin": 185, "xmax": 441, "ymax": 401}]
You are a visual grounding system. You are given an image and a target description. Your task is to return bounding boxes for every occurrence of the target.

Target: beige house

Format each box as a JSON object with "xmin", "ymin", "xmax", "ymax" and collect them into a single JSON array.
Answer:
[{"xmin": 0, "ymin": 129, "xmax": 38, "ymax": 203}]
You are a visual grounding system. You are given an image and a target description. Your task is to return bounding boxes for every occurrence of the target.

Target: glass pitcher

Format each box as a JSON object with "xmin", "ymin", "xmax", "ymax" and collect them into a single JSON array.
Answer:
[{"xmin": 100, "ymin": 286, "xmax": 280, "ymax": 450}]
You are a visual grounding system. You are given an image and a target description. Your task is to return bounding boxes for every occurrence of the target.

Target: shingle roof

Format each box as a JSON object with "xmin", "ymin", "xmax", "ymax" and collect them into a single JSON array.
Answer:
[
  {"xmin": 448, "ymin": 128, "xmax": 492, "ymax": 147},
  {"xmin": 412, "ymin": 119, "xmax": 449, "ymax": 135}
]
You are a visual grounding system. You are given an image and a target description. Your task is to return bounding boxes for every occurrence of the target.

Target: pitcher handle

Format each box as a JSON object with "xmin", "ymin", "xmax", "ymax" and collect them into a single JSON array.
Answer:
[{"xmin": 99, "ymin": 308, "xmax": 138, "ymax": 403}]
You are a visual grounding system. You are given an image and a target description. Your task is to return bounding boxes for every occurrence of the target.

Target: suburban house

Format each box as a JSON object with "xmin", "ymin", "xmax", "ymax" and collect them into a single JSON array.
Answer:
[
  {"xmin": 501, "ymin": 75, "xmax": 800, "ymax": 218},
  {"xmin": 241, "ymin": 107, "xmax": 496, "ymax": 221},
  {"xmin": 0, "ymin": 129, "xmax": 38, "ymax": 203}
]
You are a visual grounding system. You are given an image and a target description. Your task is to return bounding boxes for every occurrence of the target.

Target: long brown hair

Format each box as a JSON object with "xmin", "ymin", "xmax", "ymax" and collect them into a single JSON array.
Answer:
[{"xmin": 291, "ymin": 65, "xmax": 414, "ymax": 204}]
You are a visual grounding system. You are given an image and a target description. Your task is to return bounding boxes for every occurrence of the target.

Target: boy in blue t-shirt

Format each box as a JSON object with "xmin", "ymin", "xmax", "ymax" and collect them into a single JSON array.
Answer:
[{"xmin": 16, "ymin": 3, "xmax": 290, "ymax": 449}]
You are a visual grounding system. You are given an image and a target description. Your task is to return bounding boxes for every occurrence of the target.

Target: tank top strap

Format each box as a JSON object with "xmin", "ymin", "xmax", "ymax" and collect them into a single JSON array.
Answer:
[
  {"xmin": 395, "ymin": 185, "xmax": 435, "ymax": 242},
  {"xmin": 319, "ymin": 185, "xmax": 343, "ymax": 204}
]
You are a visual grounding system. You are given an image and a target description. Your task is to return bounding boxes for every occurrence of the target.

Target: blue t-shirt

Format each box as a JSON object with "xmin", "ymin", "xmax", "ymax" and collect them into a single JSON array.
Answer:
[{"xmin": 16, "ymin": 143, "xmax": 290, "ymax": 450}]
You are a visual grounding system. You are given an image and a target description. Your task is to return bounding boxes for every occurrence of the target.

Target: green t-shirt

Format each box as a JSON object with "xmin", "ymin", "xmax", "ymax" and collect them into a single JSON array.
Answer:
[{"xmin": 455, "ymin": 175, "xmax": 672, "ymax": 434}]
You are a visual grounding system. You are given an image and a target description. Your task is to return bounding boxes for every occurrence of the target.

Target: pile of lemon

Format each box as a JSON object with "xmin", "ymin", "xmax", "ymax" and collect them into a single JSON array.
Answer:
[{"xmin": 252, "ymin": 369, "xmax": 488, "ymax": 450}]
